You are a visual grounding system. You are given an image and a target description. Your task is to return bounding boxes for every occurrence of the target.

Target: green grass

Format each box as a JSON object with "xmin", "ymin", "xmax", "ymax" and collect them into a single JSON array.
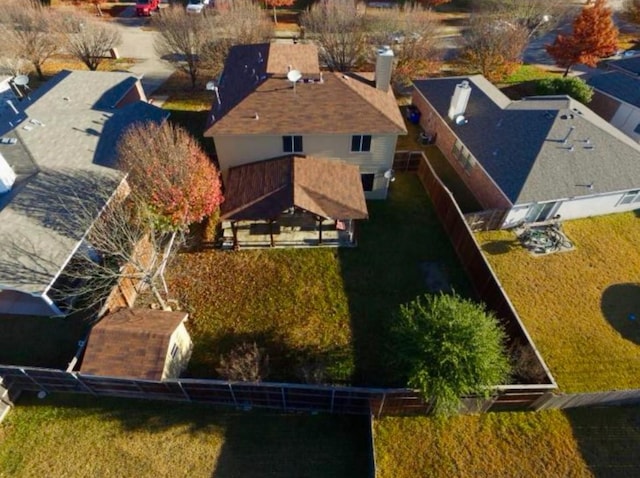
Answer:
[
  {"xmin": 167, "ymin": 173, "xmax": 471, "ymax": 386},
  {"xmin": 374, "ymin": 406, "xmax": 640, "ymax": 478},
  {"xmin": 476, "ymin": 212, "xmax": 640, "ymax": 393},
  {"xmin": 0, "ymin": 393, "xmax": 370, "ymax": 477}
]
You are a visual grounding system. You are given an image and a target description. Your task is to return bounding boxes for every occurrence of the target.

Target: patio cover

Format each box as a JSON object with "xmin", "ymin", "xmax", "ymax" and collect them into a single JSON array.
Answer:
[{"xmin": 220, "ymin": 155, "xmax": 369, "ymax": 221}]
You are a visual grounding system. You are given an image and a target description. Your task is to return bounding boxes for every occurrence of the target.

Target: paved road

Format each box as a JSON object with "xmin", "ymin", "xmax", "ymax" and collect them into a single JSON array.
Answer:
[{"xmin": 110, "ymin": 7, "xmax": 175, "ymax": 96}]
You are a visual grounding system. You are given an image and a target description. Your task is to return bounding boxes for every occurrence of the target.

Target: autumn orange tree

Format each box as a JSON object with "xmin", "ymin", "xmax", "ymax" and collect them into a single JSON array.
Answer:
[
  {"xmin": 264, "ymin": 0, "xmax": 294, "ymax": 24},
  {"xmin": 546, "ymin": 0, "xmax": 618, "ymax": 77},
  {"xmin": 118, "ymin": 121, "xmax": 223, "ymax": 232}
]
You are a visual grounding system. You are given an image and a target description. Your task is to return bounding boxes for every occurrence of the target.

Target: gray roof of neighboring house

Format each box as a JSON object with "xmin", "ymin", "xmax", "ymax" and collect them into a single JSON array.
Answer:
[
  {"xmin": 587, "ymin": 71, "xmax": 640, "ymax": 108},
  {"xmin": 606, "ymin": 56, "xmax": 640, "ymax": 76},
  {"xmin": 413, "ymin": 75, "xmax": 640, "ymax": 205},
  {"xmin": 0, "ymin": 70, "xmax": 168, "ymax": 296}
]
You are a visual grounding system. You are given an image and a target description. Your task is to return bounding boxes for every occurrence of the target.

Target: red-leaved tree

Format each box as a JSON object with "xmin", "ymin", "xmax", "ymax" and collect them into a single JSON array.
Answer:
[
  {"xmin": 118, "ymin": 121, "xmax": 223, "ymax": 232},
  {"xmin": 546, "ymin": 0, "xmax": 618, "ymax": 76},
  {"xmin": 264, "ymin": 0, "xmax": 294, "ymax": 24}
]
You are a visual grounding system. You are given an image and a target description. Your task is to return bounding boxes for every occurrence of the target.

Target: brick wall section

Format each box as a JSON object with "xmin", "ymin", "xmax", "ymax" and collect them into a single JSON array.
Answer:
[
  {"xmin": 588, "ymin": 91, "xmax": 620, "ymax": 122},
  {"xmin": 116, "ymin": 81, "xmax": 147, "ymax": 108},
  {"xmin": 411, "ymin": 90, "xmax": 512, "ymax": 211}
]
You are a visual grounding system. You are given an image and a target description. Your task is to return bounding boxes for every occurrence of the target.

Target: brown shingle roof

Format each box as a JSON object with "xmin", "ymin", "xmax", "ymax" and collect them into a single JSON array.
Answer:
[
  {"xmin": 80, "ymin": 308, "xmax": 188, "ymax": 380},
  {"xmin": 221, "ymin": 155, "xmax": 368, "ymax": 220},
  {"xmin": 204, "ymin": 43, "xmax": 406, "ymax": 136},
  {"xmin": 266, "ymin": 43, "xmax": 320, "ymax": 75}
]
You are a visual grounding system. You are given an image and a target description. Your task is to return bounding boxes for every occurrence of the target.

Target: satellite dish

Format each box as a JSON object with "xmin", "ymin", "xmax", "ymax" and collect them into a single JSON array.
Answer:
[
  {"xmin": 384, "ymin": 169, "xmax": 396, "ymax": 182},
  {"xmin": 454, "ymin": 114, "xmax": 468, "ymax": 125},
  {"xmin": 13, "ymin": 75, "xmax": 29, "ymax": 87},
  {"xmin": 205, "ymin": 80, "xmax": 216, "ymax": 91},
  {"xmin": 287, "ymin": 69, "xmax": 302, "ymax": 83}
]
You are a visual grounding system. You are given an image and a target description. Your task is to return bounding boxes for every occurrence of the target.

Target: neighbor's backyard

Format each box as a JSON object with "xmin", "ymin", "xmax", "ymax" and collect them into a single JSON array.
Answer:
[
  {"xmin": 374, "ymin": 405, "xmax": 640, "ymax": 478},
  {"xmin": 167, "ymin": 173, "xmax": 471, "ymax": 386},
  {"xmin": 0, "ymin": 393, "xmax": 370, "ymax": 478},
  {"xmin": 476, "ymin": 212, "xmax": 640, "ymax": 393}
]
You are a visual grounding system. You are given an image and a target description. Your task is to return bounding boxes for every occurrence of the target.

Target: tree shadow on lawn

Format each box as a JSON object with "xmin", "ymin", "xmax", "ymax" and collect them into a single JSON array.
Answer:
[
  {"xmin": 337, "ymin": 174, "xmax": 475, "ymax": 387},
  {"xmin": 601, "ymin": 283, "xmax": 640, "ymax": 346},
  {"xmin": 481, "ymin": 238, "xmax": 520, "ymax": 255},
  {"xmin": 566, "ymin": 405, "xmax": 640, "ymax": 478},
  {"xmin": 211, "ymin": 412, "xmax": 371, "ymax": 478}
]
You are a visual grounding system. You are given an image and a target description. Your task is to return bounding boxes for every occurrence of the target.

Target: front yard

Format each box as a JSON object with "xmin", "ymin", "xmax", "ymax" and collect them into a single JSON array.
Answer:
[
  {"xmin": 477, "ymin": 212, "xmax": 640, "ymax": 393},
  {"xmin": 0, "ymin": 393, "xmax": 370, "ymax": 477},
  {"xmin": 167, "ymin": 173, "xmax": 472, "ymax": 386},
  {"xmin": 374, "ymin": 405, "xmax": 640, "ymax": 478}
]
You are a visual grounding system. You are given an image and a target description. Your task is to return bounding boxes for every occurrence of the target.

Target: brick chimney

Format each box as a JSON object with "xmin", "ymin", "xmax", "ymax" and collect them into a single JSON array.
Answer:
[{"xmin": 375, "ymin": 46, "xmax": 394, "ymax": 92}]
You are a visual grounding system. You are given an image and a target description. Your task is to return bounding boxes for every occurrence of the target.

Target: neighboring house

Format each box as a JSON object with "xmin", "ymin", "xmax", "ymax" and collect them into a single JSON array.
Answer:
[
  {"xmin": 0, "ymin": 70, "xmax": 169, "ymax": 316},
  {"xmin": 413, "ymin": 75, "xmax": 640, "ymax": 227},
  {"xmin": 80, "ymin": 308, "xmax": 193, "ymax": 380},
  {"xmin": 219, "ymin": 155, "xmax": 368, "ymax": 248},
  {"xmin": 587, "ymin": 57, "xmax": 640, "ymax": 143},
  {"xmin": 203, "ymin": 42, "xmax": 407, "ymax": 201}
]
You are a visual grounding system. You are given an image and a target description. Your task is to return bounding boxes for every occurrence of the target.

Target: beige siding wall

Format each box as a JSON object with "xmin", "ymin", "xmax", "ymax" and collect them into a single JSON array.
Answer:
[
  {"xmin": 412, "ymin": 89, "xmax": 512, "ymax": 210},
  {"xmin": 214, "ymin": 133, "xmax": 398, "ymax": 199},
  {"xmin": 162, "ymin": 322, "xmax": 193, "ymax": 380}
]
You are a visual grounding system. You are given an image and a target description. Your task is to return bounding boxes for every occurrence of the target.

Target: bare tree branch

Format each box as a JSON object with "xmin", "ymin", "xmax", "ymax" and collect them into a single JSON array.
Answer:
[{"xmin": 58, "ymin": 11, "xmax": 121, "ymax": 71}]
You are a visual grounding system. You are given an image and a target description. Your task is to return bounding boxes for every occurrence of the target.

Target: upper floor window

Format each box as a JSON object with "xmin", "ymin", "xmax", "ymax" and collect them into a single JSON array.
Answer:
[
  {"xmin": 351, "ymin": 135, "xmax": 372, "ymax": 152},
  {"xmin": 283, "ymin": 135, "xmax": 303, "ymax": 153}
]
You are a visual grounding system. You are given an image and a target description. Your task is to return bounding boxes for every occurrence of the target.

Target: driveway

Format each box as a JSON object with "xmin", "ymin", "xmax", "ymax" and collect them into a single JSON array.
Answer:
[{"xmin": 111, "ymin": 6, "xmax": 175, "ymax": 96}]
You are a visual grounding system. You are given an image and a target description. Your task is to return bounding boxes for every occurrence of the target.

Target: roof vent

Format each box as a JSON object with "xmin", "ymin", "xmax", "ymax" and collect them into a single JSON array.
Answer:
[{"xmin": 454, "ymin": 114, "xmax": 468, "ymax": 125}]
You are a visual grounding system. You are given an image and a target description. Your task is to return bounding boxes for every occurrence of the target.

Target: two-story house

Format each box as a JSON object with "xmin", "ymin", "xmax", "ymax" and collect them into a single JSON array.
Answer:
[{"xmin": 204, "ymin": 42, "xmax": 406, "ymax": 199}]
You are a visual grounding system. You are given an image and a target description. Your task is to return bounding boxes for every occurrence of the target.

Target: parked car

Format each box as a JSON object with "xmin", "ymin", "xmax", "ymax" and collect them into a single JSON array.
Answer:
[
  {"xmin": 136, "ymin": 0, "xmax": 160, "ymax": 16},
  {"xmin": 186, "ymin": 0, "xmax": 211, "ymax": 14}
]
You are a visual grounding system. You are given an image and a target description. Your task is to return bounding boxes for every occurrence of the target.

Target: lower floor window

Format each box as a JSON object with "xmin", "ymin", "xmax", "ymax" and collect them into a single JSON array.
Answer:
[{"xmin": 361, "ymin": 173, "xmax": 375, "ymax": 192}]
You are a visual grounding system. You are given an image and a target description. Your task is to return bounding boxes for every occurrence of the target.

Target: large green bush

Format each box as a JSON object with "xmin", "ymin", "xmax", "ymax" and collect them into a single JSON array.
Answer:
[
  {"xmin": 391, "ymin": 293, "xmax": 511, "ymax": 416},
  {"xmin": 535, "ymin": 77, "xmax": 594, "ymax": 104}
]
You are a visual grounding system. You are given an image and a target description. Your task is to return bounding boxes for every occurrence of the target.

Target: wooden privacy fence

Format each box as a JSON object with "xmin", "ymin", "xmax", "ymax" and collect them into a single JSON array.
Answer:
[
  {"xmin": 414, "ymin": 152, "xmax": 557, "ymax": 389},
  {"xmin": 0, "ymin": 365, "xmax": 556, "ymax": 416}
]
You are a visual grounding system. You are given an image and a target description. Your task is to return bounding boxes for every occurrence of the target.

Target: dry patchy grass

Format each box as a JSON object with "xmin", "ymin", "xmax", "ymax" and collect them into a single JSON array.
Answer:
[
  {"xmin": 374, "ymin": 406, "xmax": 640, "ymax": 478},
  {"xmin": 0, "ymin": 393, "xmax": 370, "ymax": 478},
  {"xmin": 168, "ymin": 248, "xmax": 354, "ymax": 382},
  {"xmin": 476, "ymin": 212, "xmax": 640, "ymax": 392},
  {"xmin": 165, "ymin": 174, "xmax": 472, "ymax": 385}
]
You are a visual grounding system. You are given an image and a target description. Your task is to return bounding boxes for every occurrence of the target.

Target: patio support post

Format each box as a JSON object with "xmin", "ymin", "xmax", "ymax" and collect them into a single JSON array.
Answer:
[
  {"xmin": 269, "ymin": 219, "xmax": 275, "ymax": 247},
  {"xmin": 231, "ymin": 221, "xmax": 239, "ymax": 250},
  {"xmin": 317, "ymin": 216, "xmax": 324, "ymax": 245}
]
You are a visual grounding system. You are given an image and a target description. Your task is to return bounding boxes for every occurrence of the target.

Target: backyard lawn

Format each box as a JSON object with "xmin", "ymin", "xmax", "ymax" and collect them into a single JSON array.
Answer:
[
  {"xmin": 476, "ymin": 212, "xmax": 640, "ymax": 393},
  {"xmin": 0, "ymin": 393, "xmax": 370, "ymax": 478},
  {"xmin": 374, "ymin": 406, "xmax": 640, "ymax": 478},
  {"xmin": 166, "ymin": 173, "xmax": 471, "ymax": 386}
]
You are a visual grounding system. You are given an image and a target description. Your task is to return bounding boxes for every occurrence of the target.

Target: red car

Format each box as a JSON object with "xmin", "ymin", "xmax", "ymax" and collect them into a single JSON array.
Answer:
[{"xmin": 136, "ymin": 0, "xmax": 160, "ymax": 16}]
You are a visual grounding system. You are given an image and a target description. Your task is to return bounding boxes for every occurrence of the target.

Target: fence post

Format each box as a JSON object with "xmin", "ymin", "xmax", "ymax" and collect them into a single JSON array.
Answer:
[
  {"xmin": 20, "ymin": 368, "xmax": 47, "ymax": 393},
  {"xmin": 176, "ymin": 381, "xmax": 191, "ymax": 402},
  {"xmin": 228, "ymin": 383, "xmax": 238, "ymax": 407},
  {"xmin": 377, "ymin": 392, "xmax": 386, "ymax": 418},
  {"xmin": 71, "ymin": 373, "xmax": 97, "ymax": 396},
  {"xmin": 281, "ymin": 386, "xmax": 287, "ymax": 412}
]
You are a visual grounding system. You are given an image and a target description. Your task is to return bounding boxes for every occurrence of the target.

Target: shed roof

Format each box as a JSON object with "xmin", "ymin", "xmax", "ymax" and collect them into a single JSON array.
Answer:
[
  {"xmin": 0, "ymin": 70, "xmax": 168, "ymax": 295},
  {"xmin": 221, "ymin": 155, "xmax": 369, "ymax": 220},
  {"xmin": 204, "ymin": 43, "xmax": 406, "ymax": 136},
  {"xmin": 81, "ymin": 308, "xmax": 188, "ymax": 380},
  {"xmin": 413, "ymin": 75, "xmax": 640, "ymax": 205}
]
